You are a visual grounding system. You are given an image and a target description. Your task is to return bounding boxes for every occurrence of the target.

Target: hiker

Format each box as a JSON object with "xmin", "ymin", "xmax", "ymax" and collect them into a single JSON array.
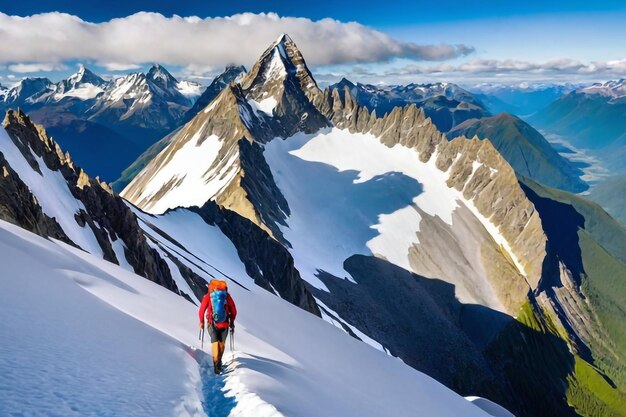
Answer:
[{"xmin": 199, "ymin": 279, "xmax": 237, "ymax": 374}]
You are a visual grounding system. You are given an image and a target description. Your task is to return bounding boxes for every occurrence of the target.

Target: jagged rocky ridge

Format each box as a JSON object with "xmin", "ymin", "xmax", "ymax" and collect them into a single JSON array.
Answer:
[
  {"xmin": 315, "ymin": 84, "xmax": 546, "ymax": 291},
  {"xmin": 331, "ymin": 78, "xmax": 489, "ymax": 132},
  {"xmin": 1, "ymin": 109, "xmax": 180, "ymax": 292},
  {"xmin": 448, "ymin": 113, "xmax": 588, "ymax": 193}
]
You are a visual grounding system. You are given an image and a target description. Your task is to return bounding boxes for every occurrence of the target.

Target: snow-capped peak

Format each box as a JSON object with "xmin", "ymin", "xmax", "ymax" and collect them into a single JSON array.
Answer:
[
  {"xmin": 66, "ymin": 65, "xmax": 106, "ymax": 88},
  {"xmin": 6, "ymin": 78, "xmax": 54, "ymax": 104},
  {"xmin": 579, "ymin": 78, "xmax": 626, "ymax": 98},
  {"xmin": 176, "ymin": 80, "xmax": 204, "ymax": 100},
  {"xmin": 51, "ymin": 65, "xmax": 107, "ymax": 101},
  {"xmin": 241, "ymin": 32, "xmax": 320, "ymax": 104},
  {"xmin": 67, "ymin": 65, "xmax": 87, "ymax": 84},
  {"xmin": 273, "ymin": 32, "xmax": 293, "ymax": 46},
  {"xmin": 147, "ymin": 64, "xmax": 178, "ymax": 86}
]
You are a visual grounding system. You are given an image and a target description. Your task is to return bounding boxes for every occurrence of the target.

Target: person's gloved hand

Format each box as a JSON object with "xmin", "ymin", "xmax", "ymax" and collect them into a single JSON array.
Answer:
[
  {"xmin": 230, "ymin": 322, "xmax": 235, "ymax": 331},
  {"xmin": 199, "ymin": 322, "xmax": 204, "ymax": 329}
]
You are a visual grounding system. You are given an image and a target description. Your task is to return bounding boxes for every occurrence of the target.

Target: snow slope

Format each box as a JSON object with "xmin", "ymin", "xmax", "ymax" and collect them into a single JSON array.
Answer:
[
  {"xmin": 264, "ymin": 127, "xmax": 519, "ymax": 310},
  {"xmin": 264, "ymin": 128, "xmax": 458, "ymax": 289},
  {"xmin": 0, "ymin": 218, "xmax": 498, "ymax": 417},
  {"xmin": 123, "ymin": 132, "xmax": 240, "ymax": 214}
]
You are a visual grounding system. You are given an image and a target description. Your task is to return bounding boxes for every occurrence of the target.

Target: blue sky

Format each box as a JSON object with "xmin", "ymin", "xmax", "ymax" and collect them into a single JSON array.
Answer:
[{"xmin": 1, "ymin": 1, "xmax": 625, "ymax": 86}]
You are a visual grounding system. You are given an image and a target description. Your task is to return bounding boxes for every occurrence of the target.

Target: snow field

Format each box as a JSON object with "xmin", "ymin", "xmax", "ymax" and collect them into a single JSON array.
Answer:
[
  {"xmin": 264, "ymin": 127, "xmax": 527, "ymax": 301},
  {"xmin": 0, "ymin": 217, "xmax": 496, "ymax": 417}
]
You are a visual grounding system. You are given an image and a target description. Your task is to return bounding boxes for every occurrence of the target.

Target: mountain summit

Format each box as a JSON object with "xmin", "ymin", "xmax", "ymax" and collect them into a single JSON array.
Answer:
[
  {"xmin": 241, "ymin": 33, "xmax": 320, "ymax": 102},
  {"xmin": 66, "ymin": 65, "xmax": 106, "ymax": 88}
]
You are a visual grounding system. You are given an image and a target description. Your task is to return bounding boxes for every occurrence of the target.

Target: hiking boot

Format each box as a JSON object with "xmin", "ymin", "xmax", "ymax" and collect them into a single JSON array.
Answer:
[{"xmin": 213, "ymin": 361, "xmax": 220, "ymax": 375}]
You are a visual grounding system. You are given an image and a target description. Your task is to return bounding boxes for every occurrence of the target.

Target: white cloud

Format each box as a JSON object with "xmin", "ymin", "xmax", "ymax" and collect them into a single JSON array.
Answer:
[
  {"xmin": 324, "ymin": 57, "xmax": 626, "ymax": 84},
  {"xmin": 383, "ymin": 58, "xmax": 626, "ymax": 77},
  {"xmin": 7, "ymin": 62, "xmax": 67, "ymax": 73},
  {"xmin": 0, "ymin": 12, "xmax": 473, "ymax": 70},
  {"xmin": 99, "ymin": 62, "xmax": 142, "ymax": 71}
]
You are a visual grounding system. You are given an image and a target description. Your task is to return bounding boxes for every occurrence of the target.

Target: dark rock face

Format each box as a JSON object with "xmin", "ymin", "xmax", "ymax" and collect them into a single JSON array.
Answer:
[
  {"xmin": 0, "ymin": 152, "xmax": 70, "ymax": 242},
  {"xmin": 240, "ymin": 34, "xmax": 330, "ymax": 138},
  {"xmin": 313, "ymin": 255, "xmax": 506, "ymax": 394},
  {"xmin": 238, "ymin": 139, "xmax": 290, "ymax": 242},
  {"xmin": 2, "ymin": 109, "xmax": 180, "ymax": 293},
  {"xmin": 194, "ymin": 201, "xmax": 320, "ymax": 317}
]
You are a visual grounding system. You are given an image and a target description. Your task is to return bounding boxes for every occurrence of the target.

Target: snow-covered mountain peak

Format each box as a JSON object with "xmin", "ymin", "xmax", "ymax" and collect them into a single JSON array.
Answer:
[
  {"xmin": 5, "ymin": 78, "xmax": 54, "ymax": 104},
  {"xmin": 147, "ymin": 64, "xmax": 179, "ymax": 90},
  {"xmin": 103, "ymin": 71, "xmax": 150, "ymax": 102},
  {"xmin": 66, "ymin": 65, "xmax": 106, "ymax": 88},
  {"xmin": 274, "ymin": 32, "xmax": 293, "ymax": 45},
  {"xmin": 54, "ymin": 65, "xmax": 107, "ymax": 100},
  {"xmin": 241, "ymin": 33, "xmax": 320, "ymax": 104},
  {"xmin": 579, "ymin": 78, "xmax": 626, "ymax": 98},
  {"xmin": 176, "ymin": 79, "xmax": 204, "ymax": 100}
]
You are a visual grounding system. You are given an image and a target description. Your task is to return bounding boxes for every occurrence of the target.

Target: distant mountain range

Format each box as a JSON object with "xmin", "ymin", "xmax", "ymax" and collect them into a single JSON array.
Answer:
[
  {"xmin": 530, "ymin": 80, "xmax": 626, "ymax": 174},
  {"xmin": 330, "ymin": 78, "xmax": 488, "ymax": 132},
  {"xmin": 0, "ymin": 65, "xmax": 203, "ymax": 181},
  {"xmin": 1, "ymin": 64, "xmax": 593, "ymax": 196},
  {"xmin": 470, "ymin": 83, "xmax": 575, "ymax": 117}
]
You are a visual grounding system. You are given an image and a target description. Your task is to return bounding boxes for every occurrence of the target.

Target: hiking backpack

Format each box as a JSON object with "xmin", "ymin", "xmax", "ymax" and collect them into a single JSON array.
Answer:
[{"xmin": 209, "ymin": 279, "xmax": 229, "ymax": 329}]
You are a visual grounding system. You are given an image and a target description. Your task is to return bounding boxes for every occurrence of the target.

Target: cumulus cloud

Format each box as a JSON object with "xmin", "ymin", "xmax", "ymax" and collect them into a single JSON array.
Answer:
[
  {"xmin": 383, "ymin": 58, "xmax": 626, "ymax": 77},
  {"xmin": 0, "ymin": 12, "xmax": 474, "ymax": 72}
]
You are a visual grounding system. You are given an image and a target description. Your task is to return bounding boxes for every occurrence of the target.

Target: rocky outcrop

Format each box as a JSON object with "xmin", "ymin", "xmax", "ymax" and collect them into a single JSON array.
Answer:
[
  {"xmin": 448, "ymin": 113, "xmax": 588, "ymax": 193},
  {"xmin": 2, "ymin": 109, "xmax": 180, "ymax": 292},
  {"xmin": 194, "ymin": 201, "xmax": 320, "ymax": 316},
  {"xmin": 0, "ymin": 151, "xmax": 70, "ymax": 242}
]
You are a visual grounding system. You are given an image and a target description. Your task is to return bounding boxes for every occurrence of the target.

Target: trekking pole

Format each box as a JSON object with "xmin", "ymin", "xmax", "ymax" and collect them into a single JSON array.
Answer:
[
  {"xmin": 230, "ymin": 328, "xmax": 235, "ymax": 363},
  {"xmin": 201, "ymin": 327, "xmax": 205, "ymax": 351}
]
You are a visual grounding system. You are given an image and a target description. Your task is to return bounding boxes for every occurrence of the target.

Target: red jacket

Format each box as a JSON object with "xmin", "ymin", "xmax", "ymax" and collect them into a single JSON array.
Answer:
[{"xmin": 199, "ymin": 292, "xmax": 237, "ymax": 327}]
